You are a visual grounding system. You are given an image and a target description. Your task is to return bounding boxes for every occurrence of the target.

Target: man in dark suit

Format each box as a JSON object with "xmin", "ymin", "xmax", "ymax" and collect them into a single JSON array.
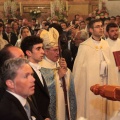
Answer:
[
  {"xmin": 21, "ymin": 36, "xmax": 50, "ymax": 120},
  {"xmin": 0, "ymin": 58, "xmax": 41, "ymax": 120},
  {"xmin": 0, "ymin": 45, "xmax": 44, "ymax": 120},
  {"xmin": 2, "ymin": 23, "xmax": 18, "ymax": 45}
]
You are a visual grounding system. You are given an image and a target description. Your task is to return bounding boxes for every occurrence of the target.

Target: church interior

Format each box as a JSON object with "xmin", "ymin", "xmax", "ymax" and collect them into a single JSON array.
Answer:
[{"xmin": 0, "ymin": 0, "xmax": 120, "ymax": 22}]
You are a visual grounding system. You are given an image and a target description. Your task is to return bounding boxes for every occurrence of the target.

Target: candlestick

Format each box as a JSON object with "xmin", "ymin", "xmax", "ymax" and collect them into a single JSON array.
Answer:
[
  {"xmin": 66, "ymin": 1, "xmax": 68, "ymax": 11},
  {"xmin": 50, "ymin": 1, "xmax": 53, "ymax": 17},
  {"xmin": 19, "ymin": 2, "xmax": 22, "ymax": 16},
  {"xmin": 66, "ymin": 1, "xmax": 68, "ymax": 16}
]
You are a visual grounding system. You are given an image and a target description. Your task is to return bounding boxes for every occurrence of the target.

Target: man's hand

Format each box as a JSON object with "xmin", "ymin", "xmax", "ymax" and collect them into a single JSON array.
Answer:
[
  {"xmin": 58, "ymin": 58, "xmax": 68, "ymax": 79},
  {"xmin": 59, "ymin": 58, "xmax": 67, "ymax": 70},
  {"xmin": 58, "ymin": 67, "xmax": 67, "ymax": 79}
]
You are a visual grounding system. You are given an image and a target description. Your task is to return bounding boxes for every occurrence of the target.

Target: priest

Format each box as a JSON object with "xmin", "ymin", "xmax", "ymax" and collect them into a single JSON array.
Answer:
[{"xmin": 39, "ymin": 27, "xmax": 77, "ymax": 120}]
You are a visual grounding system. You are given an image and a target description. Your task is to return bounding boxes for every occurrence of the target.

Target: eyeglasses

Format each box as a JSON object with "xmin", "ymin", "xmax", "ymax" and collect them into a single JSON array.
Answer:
[
  {"xmin": 93, "ymin": 25, "xmax": 103, "ymax": 29},
  {"xmin": 49, "ymin": 49, "xmax": 59, "ymax": 53},
  {"xmin": 5, "ymin": 27, "xmax": 12, "ymax": 28}
]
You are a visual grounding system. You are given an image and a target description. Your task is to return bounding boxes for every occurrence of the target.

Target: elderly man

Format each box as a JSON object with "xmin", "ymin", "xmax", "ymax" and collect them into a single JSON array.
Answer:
[
  {"xmin": 0, "ymin": 58, "xmax": 35, "ymax": 120},
  {"xmin": 73, "ymin": 19, "xmax": 120, "ymax": 120},
  {"xmin": 40, "ymin": 27, "xmax": 76, "ymax": 120}
]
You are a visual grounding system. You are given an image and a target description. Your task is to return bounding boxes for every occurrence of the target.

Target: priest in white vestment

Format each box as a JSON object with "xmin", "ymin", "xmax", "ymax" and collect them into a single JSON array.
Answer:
[
  {"xmin": 39, "ymin": 28, "xmax": 77, "ymax": 120},
  {"xmin": 73, "ymin": 19, "xmax": 120, "ymax": 120},
  {"xmin": 106, "ymin": 22, "xmax": 120, "ymax": 85}
]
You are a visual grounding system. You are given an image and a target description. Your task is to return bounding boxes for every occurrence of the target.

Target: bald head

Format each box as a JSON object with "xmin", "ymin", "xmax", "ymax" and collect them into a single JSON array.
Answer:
[
  {"xmin": 8, "ymin": 46, "xmax": 24, "ymax": 58},
  {"xmin": 0, "ymin": 45, "xmax": 24, "ymax": 67}
]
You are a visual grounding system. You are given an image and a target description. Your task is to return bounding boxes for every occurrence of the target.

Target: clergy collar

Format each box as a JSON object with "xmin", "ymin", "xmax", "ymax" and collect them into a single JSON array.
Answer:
[
  {"xmin": 45, "ymin": 56, "xmax": 59, "ymax": 67},
  {"xmin": 92, "ymin": 36, "xmax": 101, "ymax": 41},
  {"xmin": 45, "ymin": 56, "xmax": 56, "ymax": 65}
]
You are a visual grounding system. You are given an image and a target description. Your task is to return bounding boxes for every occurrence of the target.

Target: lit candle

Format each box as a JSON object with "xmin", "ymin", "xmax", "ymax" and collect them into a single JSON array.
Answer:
[
  {"xmin": 66, "ymin": 1, "xmax": 68, "ymax": 11},
  {"xmin": 50, "ymin": 1, "xmax": 53, "ymax": 17},
  {"xmin": 99, "ymin": 0, "xmax": 102, "ymax": 10},
  {"xmin": 66, "ymin": 1, "xmax": 68, "ymax": 16},
  {"xmin": 19, "ymin": 2, "xmax": 22, "ymax": 16}
]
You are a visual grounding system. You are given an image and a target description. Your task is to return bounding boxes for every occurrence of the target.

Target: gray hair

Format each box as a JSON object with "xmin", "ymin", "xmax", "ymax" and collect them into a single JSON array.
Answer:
[
  {"xmin": 0, "ymin": 58, "xmax": 29, "ymax": 88},
  {"xmin": 80, "ymin": 30, "xmax": 88, "ymax": 40}
]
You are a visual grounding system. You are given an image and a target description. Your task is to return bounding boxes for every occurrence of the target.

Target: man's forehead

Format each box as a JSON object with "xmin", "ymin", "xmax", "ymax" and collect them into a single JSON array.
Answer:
[
  {"xmin": 10, "ymin": 47, "xmax": 24, "ymax": 58},
  {"xmin": 109, "ymin": 27, "xmax": 119, "ymax": 31},
  {"xmin": 50, "ymin": 46, "xmax": 58, "ymax": 49},
  {"xmin": 33, "ymin": 43, "xmax": 43, "ymax": 48},
  {"xmin": 94, "ymin": 22, "xmax": 102, "ymax": 26}
]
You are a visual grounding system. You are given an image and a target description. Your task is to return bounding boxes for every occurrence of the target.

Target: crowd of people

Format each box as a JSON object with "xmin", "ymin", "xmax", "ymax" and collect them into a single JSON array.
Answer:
[{"xmin": 0, "ymin": 12, "xmax": 120, "ymax": 120}]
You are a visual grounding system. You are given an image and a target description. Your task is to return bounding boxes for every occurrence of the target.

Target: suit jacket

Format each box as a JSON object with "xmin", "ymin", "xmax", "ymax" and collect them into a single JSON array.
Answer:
[
  {"xmin": 31, "ymin": 69, "xmax": 50, "ymax": 119},
  {"xmin": 2, "ymin": 32, "xmax": 18, "ymax": 45},
  {"xmin": 0, "ymin": 91, "xmax": 29, "ymax": 120},
  {"xmin": 27, "ymin": 97, "xmax": 44, "ymax": 120}
]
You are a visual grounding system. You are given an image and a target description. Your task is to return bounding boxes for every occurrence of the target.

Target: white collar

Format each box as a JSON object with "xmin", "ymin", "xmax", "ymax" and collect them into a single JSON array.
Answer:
[
  {"xmin": 45, "ymin": 56, "xmax": 57, "ymax": 65},
  {"xmin": 7, "ymin": 90, "xmax": 26, "ymax": 107},
  {"xmin": 29, "ymin": 62, "xmax": 41, "ymax": 70}
]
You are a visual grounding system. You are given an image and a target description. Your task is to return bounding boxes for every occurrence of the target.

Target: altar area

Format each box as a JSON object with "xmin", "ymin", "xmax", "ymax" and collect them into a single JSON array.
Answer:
[
  {"xmin": 0, "ymin": 0, "xmax": 120, "ymax": 21},
  {"xmin": 0, "ymin": 0, "xmax": 99, "ymax": 21}
]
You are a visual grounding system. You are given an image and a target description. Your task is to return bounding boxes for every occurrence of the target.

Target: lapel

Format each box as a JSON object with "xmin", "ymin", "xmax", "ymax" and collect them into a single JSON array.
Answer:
[
  {"xmin": 2, "ymin": 32, "xmax": 9, "ymax": 42},
  {"xmin": 27, "ymin": 97, "xmax": 44, "ymax": 120},
  {"xmin": 32, "ymin": 68, "xmax": 49, "ymax": 97},
  {"xmin": 4, "ymin": 91, "xmax": 29, "ymax": 120}
]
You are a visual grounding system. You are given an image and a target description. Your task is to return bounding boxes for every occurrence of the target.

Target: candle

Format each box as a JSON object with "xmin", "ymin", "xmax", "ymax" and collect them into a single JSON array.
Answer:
[
  {"xmin": 50, "ymin": 1, "xmax": 53, "ymax": 17},
  {"xmin": 19, "ymin": 2, "xmax": 22, "ymax": 16},
  {"xmin": 66, "ymin": 1, "xmax": 68, "ymax": 11},
  {"xmin": 66, "ymin": 1, "xmax": 68, "ymax": 16},
  {"xmin": 99, "ymin": 0, "xmax": 102, "ymax": 10}
]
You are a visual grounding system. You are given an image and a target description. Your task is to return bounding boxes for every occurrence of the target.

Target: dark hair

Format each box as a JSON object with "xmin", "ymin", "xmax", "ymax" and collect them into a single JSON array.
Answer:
[
  {"xmin": 20, "ymin": 35, "xmax": 43, "ymax": 56},
  {"xmin": 106, "ymin": 22, "xmax": 118, "ymax": 32},
  {"xmin": 44, "ymin": 22, "xmax": 50, "ymax": 27},
  {"xmin": 49, "ymin": 23, "xmax": 63, "ymax": 35},
  {"xmin": 32, "ymin": 18, "xmax": 36, "ymax": 22},
  {"xmin": 80, "ymin": 21, "xmax": 85, "ymax": 24},
  {"xmin": 88, "ymin": 19, "xmax": 102, "ymax": 29},
  {"xmin": 74, "ymin": 14, "xmax": 79, "ymax": 19},
  {"xmin": 0, "ymin": 23, "xmax": 3, "ymax": 27},
  {"xmin": 60, "ymin": 22, "xmax": 68, "ymax": 27},
  {"xmin": 0, "ymin": 44, "xmax": 14, "ymax": 68},
  {"xmin": 0, "ymin": 19, "xmax": 4, "ymax": 24},
  {"xmin": 110, "ymin": 16, "xmax": 116, "ymax": 20}
]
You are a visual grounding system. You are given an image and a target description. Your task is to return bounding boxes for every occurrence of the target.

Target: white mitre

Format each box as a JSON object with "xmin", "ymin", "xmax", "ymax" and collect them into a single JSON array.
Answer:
[{"xmin": 40, "ymin": 27, "xmax": 59, "ymax": 48}]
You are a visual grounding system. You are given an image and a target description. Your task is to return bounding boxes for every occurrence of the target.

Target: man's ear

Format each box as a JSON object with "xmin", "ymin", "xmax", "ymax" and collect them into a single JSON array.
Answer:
[
  {"xmin": 89, "ymin": 28, "xmax": 93, "ymax": 34},
  {"xmin": 6, "ymin": 80, "xmax": 14, "ymax": 89},
  {"xmin": 106, "ymin": 31, "xmax": 109, "ymax": 37},
  {"xmin": 44, "ymin": 49, "xmax": 48, "ymax": 56},
  {"xmin": 26, "ymin": 50, "xmax": 32, "ymax": 57}
]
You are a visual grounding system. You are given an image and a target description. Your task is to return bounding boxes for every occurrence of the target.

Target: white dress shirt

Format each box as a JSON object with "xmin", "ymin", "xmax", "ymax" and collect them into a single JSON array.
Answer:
[{"xmin": 29, "ymin": 62, "xmax": 44, "ymax": 86}]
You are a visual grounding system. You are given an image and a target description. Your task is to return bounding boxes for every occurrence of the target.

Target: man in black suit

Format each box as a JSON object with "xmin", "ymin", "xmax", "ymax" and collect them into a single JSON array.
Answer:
[
  {"xmin": 21, "ymin": 36, "xmax": 50, "ymax": 120},
  {"xmin": 0, "ymin": 58, "xmax": 40, "ymax": 120},
  {"xmin": 2, "ymin": 23, "xmax": 18, "ymax": 45},
  {"xmin": 0, "ymin": 45, "xmax": 44, "ymax": 120}
]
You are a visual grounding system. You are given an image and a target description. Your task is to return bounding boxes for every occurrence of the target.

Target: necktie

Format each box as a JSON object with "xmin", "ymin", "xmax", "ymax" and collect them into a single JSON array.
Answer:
[
  {"xmin": 24, "ymin": 101, "xmax": 31, "ymax": 120},
  {"xmin": 38, "ymin": 69, "xmax": 44, "ymax": 86},
  {"xmin": 8, "ymin": 33, "xmax": 11, "ymax": 42}
]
